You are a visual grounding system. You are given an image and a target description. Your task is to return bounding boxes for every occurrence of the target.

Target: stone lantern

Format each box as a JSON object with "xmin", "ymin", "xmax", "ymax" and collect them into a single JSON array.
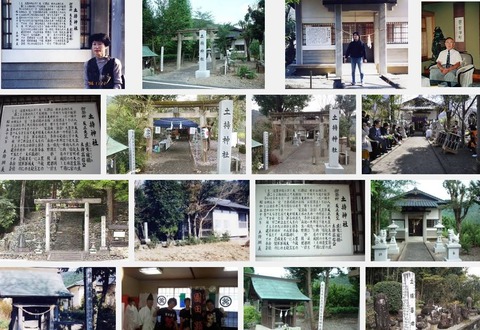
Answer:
[
  {"xmin": 433, "ymin": 221, "xmax": 446, "ymax": 253},
  {"xmin": 387, "ymin": 221, "xmax": 399, "ymax": 254}
]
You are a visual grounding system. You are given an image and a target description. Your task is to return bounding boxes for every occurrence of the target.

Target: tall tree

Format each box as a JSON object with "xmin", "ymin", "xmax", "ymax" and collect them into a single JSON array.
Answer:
[
  {"xmin": 443, "ymin": 180, "xmax": 477, "ymax": 234},
  {"xmin": 157, "ymin": 0, "xmax": 192, "ymax": 53},
  {"xmin": 371, "ymin": 180, "xmax": 413, "ymax": 236},
  {"xmin": 253, "ymin": 95, "xmax": 312, "ymax": 116}
]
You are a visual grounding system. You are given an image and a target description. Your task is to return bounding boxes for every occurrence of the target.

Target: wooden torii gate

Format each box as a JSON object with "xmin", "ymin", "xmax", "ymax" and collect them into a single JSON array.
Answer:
[
  {"xmin": 34, "ymin": 198, "xmax": 102, "ymax": 253},
  {"xmin": 172, "ymin": 28, "xmax": 218, "ymax": 70}
]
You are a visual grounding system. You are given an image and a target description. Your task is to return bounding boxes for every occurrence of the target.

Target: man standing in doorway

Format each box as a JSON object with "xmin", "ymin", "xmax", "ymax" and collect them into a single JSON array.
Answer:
[{"xmin": 345, "ymin": 31, "xmax": 367, "ymax": 86}]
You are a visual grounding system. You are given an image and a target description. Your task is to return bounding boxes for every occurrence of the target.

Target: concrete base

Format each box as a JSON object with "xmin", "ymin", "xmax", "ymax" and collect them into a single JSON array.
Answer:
[
  {"xmin": 195, "ymin": 70, "xmax": 210, "ymax": 78},
  {"xmin": 388, "ymin": 244, "xmax": 399, "ymax": 255},
  {"xmin": 325, "ymin": 163, "xmax": 344, "ymax": 174},
  {"xmin": 434, "ymin": 242, "xmax": 446, "ymax": 253},
  {"xmin": 373, "ymin": 244, "xmax": 390, "ymax": 261},
  {"xmin": 444, "ymin": 243, "xmax": 462, "ymax": 261}
]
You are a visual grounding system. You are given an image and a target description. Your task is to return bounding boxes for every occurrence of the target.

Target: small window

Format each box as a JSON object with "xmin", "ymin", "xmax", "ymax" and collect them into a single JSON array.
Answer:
[
  {"xmin": 218, "ymin": 287, "xmax": 238, "ymax": 328},
  {"xmin": 157, "ymin": 287, "xmax": 191, "ymax": 311},
  {"xmin": 387, "ymin": 22, "xmax": 408, "ymax": 44},
  {"xmin": 427, "ymin": 219, "xmax": 438, "ymax": 228}
]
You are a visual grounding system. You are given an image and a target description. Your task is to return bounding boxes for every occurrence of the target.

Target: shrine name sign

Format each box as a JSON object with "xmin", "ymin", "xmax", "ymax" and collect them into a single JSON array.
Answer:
[
  {"xmin": 256, "ymin": 184, "xmax": 354, "ymax": 257},
  {"xmin": 0, "ymin": 102, "xmax": 100, "ymax": 174}
]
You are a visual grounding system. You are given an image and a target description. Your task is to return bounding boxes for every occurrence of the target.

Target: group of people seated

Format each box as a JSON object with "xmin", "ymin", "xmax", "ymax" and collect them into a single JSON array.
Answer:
[
  {"xmin": 362, "ymin": 112, "xmax": 405, "ymax": 160},
  {"xmin": 124, "ymin": 294, "xmax": 226, "ymax": 330}
]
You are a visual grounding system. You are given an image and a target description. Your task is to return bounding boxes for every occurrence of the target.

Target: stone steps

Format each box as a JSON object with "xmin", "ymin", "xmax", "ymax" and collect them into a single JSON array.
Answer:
[
  {"xmin": 48, "ymin": 250, "xmax": 84, "ymax": 261},
  {"xmin": 51, "ymin": 212, "xmax": 84, "ymax": 250}
]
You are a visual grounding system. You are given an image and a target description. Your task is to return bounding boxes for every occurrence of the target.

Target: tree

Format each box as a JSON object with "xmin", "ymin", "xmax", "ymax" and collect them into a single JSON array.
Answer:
[
  {"xmin": 191, "ymin": 9, "xmax": 215, "ymax": 29},
  {"xmin": 253, "ymin": 95, "xmax": 312, "ymax": 116},
  {"xmin": 285, "ymin": 0, "xmax": 298, "ymax": 65},
  {"xmin": 157, "ymin": 0, "xmax": 192, "ymax": 54},
  {"xmin": 245, "ymin": 0, "xmax": 265, "ymax": 45},
  {"xmin": 371, "ymin": 180, "xmax": 413, "ymax": 236},
  {"xmin": 136, "ymin": 180, "xmax": 186, "ymax": 242},
  {"xmin": 336, "ymin": 95, "xmax": 356, "ymax": 146},
  {"xmin": 143, "ymin": 0, "xmax": 157, "ymax": 45},
  {"xmin": 443, "ymin": 180, "xmax": 477, "ymax": 234}
]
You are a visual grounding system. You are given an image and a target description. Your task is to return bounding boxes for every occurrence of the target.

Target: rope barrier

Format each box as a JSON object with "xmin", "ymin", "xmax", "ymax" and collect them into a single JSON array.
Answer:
[{"xmin": 18, "ymin": 305, "xmax": 55, "ymax": 316}]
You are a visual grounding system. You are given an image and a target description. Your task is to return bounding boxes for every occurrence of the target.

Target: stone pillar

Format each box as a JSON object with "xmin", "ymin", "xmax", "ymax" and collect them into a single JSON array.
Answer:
[
  {"xmin": 49, "ymin": 307, "xmax": 55, "ymax": 329},
  {"xmin": 317, "ymin": 281, "xmax": 325, "ymax": 330},
  {"xmin": 18, "ymin": 308, "xmax": 23, "ymax": 330},
  {"xmin": 177, "ymin": 32, "xmax": 183, "ymax": 70},
  {"xmin": 45, "ymin": 202, "xmax": 51, "ymax": 252},
  {"xmin": 217, "ymin": 100, "xmax": 233, "ymax": 174},
  {"xmin": 402, "ymin": 271, "xmax": 416, "ymax": 330},
  {"xmin": 111, "ymin": 0, "xmax": 125, "ymax": 69},
  {"xmin": 374, "ymin": 13, "xmax": 380, "ymax": 69},
  {"xmin": 100, "ymin": 216, "xmax": 108, "ymax": 250},
  {"xmin": 160, "ymin": 46, "xmax": 164, "ymax": 72},
  {"xmin": 295, "ymin": 2, "xmax": 302, "ymax": 65},
  {"xmin": 374, "ymin": 293, "xmax": 389, "ymax": 330},
  {"xmin": 144, "ymin": 222, "xmax": 151, "ymax": 244},
  {"xmin": 84, "ymin": 202, "xmax": 90, "ymax": 252},
  {"xmin": 445, "ymin": 242, "xmax": 462, "ymax": 261},
  {"xmin": 378, "ymin": 3, "xmax": 387, "ymax": 75},
  {"xmin": 195, "ymin": 30, "xmax": 210, "ymax": 78},
  {"xmin": 128, "ymin": 129, "xmax": 135, "ymax": 173},
  {"xmin": 325, "ymin": 108, "xmax": 344, "ymax": 174},
  {"xmin": 209, "ymin": 31, "xmax": 216, "ymax": 70},
  {"xmin": 263, "ymin": 131, "xmax": 269, "ymax": 171},
  {"xmin": 335, "ymin": 5, "xmax": 343, "ymax": 78},
  {"xmin": 280, "ymin": 119, "xmax": 286, "ymax": 156}
]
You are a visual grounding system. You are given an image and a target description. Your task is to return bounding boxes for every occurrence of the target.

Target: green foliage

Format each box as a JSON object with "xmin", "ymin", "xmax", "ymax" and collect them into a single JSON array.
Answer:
[
  {"xmin": 215, "ymin": 24, "xmax": 235, "ymax": 56},
  {"xmin": 253, "ymin": 95, "xmax": 312, "ymax": 116},
  {"xmin": 237, "ymin": 66, "xmax": 256, "ymax": 79},
  {"xmin": 221, "ymin": 232, "xmax": 230, "ymax": 242},
  {"xmin": 249, "ymin": 40, "xmax": 260, "ymax": 59},
  {"xmin": 244, "ymin": 305, "xmax": 261, "ymax": 328},
  {"xmin": 326, "ymin": 306, "xmax": 359, "ymax": 315},
  {"xmin": 201, "ymin": 234, "xmax": 220, "ymax": 244},
  {"xmin": 239, "ymin": 144, "xmax": 246, "ymax": 154},
  {"xmin": 373, "ymin": 281, "xmax": 402, "ymax": 312},
  {"xmin": 443, "ymin": 180, "xmax": 478, "ymax": 234},
  {"xmin": 96, "ymin": 306, "xmax": 116, "ymax": 330},
  {"xmin": 0, "ymin": 198, "xmax": 17, "ymax": 233}
]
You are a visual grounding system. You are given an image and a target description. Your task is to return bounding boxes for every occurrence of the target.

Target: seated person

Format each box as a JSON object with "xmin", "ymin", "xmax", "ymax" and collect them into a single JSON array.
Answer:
[
  {"xmin": 380, "ymin": 123, "xmax": 393, "ymax": 148},
  {"xmin": 429, "ymin": 37, "xmax": 462, "ymax": 86},
  {"xmin": 368, "ymin": 120, "xmax": 388, "ymax": 154}
]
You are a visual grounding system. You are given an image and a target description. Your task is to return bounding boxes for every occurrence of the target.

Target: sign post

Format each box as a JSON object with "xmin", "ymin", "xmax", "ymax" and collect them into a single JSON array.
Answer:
[
  {"xmin": 318, "ymin": 281, "xmax": 325, "ymax": 330},
  {"xmin": 263, "ymin": 131, "xmax": 269, "ymax": 171},
  {"xmin": 325, "ymin": 108, "xmax": 344, "ymax": 174},
  {"xmin": 217, "ymin": 100, "xmax": 233, "ymax": 174},
  {"xmin": 195, "ymin": 30, "xmax": 210, "ymax": 78},
  {"xmin": 402, "ymin": 271, "xmax": 416, "ymax": 330},
  {"xmin": 128, "ymin": 129, "xmax": 135, "ymax": 174}
]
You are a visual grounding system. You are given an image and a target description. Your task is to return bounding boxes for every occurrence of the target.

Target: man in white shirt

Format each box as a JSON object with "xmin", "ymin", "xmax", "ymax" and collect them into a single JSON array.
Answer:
[
  {"xmin": 429, "ymin": 37, "xmax": 463, "ymax": 86},
  {"xmin": 138, "ymin": 294, "xmax": 156, "ymax": 330}
]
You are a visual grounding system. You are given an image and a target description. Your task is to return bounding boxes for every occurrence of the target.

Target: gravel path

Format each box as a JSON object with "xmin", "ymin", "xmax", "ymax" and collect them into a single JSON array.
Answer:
[
  {"xmin": 144, "ymin": 61, "xmax": 265, "ymax": 89},
  {"xmin": 145, "ymin": 140, "xmax": 196, "ymax": 174}
]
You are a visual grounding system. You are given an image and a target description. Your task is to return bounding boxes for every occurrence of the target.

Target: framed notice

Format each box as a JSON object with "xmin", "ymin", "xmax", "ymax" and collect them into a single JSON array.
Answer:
[
  {"xmin": 305, "ymin": 26, "xmax": 331, "ymax": 46},
  {"xmin": 0, "ymin": 103, "xmax": 100, "ymax": 174},
  {"xmin": 455, "ymin": 17, "xmax": 464, "ymax": 43},
  {"xmin": 12, "ymin": 0, "xmax": 81, "ymax": 49},
  {"xmin": 256, "ymin": 184, "xmax": 353, "ymax": 257}
]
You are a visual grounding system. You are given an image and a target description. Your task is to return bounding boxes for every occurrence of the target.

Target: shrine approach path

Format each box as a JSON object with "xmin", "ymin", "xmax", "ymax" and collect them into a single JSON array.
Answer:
[
  {"xmin": 399, "ymin": 241, "xmax": 434, "ymax": 261},
  {"xmin": 145, "ymin": 140, "xmax": 196, "ymax": 174},
  {"xmin": 268, "ymin": 140, "xmax": 325, "ymax": 174}
]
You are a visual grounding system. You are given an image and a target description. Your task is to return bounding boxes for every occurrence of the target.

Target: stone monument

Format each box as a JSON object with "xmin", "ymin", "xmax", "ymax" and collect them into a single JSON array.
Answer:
[
  {"xmin": 374, "ymin": 293, "xmax": 390, "ymax": 330},
  {"xmin": 195, "ymin": 30, "xmax": 210, "ymax": 78},
  {"xmin": 317, "ymin": 281, "xmax": 325, "ymax": 330},
  {"xmin": 325, "ymin": 108, "xmax": 344, "ymax": 174},
  {"xmin": 402, "ymin": 271, "xmax": 416, "ymax": 330},
  {"xmin": 217, "ymin": 100, "xmax": 233, "ymax": 174},
  {"xmin": 143, "ymin": 222, "xmax": 151, "ymax": 244},
  {"xmin": 263, "ymin": 131, "xmax": 269, "ymax": 171}
]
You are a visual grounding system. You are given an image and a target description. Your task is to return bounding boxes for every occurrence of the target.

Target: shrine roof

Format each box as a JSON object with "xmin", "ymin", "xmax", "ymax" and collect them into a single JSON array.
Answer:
[
  {"xmin": 207, "ymin": 198, "xmax": 249, "ymax": 210},
  {"xmin": 395, "ymin": 188, "xmax": 447, "ymax": 208},
  {"xmin": 107, "ymin": 135, "xmax": 128, "ymax": 156},
  {"xmin": 142, "ymin": 45, "xmax": 158, "ymax": 57},
  {"xmin": 0, "ymin": 268, "xmax": 73, "ymax": 298},
  {"xmin": 396, "ymin": 199, "xmax": 440, "ymax": 208},
  {"xmin": 250, "ymin": 275, "xmax": 310, "ymax": 301}
]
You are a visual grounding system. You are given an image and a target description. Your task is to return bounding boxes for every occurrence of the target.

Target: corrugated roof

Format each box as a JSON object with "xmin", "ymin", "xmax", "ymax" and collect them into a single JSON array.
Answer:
[
  {"xmin": 207, "ymin": 198, "xmax": 249, "ymax": 210},
  {"xmin": 251, "ymin": 276, "xmax": 310, "ymax": 301},
  {"xmin": 107, "ymin": 135, "xmax": 128, "ymax": 156},
  {"xmin": 0, "ymin": 269, "xmax": 73, "ymax": 298},
  {"xmin": 142, "ymin": 45, "xmax": 158, "ymax": 57}
]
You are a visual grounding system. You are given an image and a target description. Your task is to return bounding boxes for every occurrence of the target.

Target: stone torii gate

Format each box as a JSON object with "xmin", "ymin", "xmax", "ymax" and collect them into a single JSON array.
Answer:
[
  {"xmin": 172, "ymin": 28, "xmax": 218, "ymax": 70},
  {"xmin": 34, "ymin": 198, "xmax": 102, "ymax": 253}
]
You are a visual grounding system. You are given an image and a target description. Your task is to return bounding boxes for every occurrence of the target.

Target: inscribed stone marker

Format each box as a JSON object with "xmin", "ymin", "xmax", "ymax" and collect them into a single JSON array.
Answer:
[{"xmin": 256, "ymin": 184, "xmax": 353, "ymax": 257}]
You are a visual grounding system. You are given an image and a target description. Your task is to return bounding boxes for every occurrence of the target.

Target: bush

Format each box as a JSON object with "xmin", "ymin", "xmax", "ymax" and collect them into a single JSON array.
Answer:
[
  {"xmin": 373, "ymin": 281, "xmax": 402, "ymax": 312},
  {"xmin": 221, "ymin": 232, "xmax": 230, "ymax": 242},
  {"xmin": 326, "ymin": 306, "xmax": 359, "ymax": 315},
  {"xmin": 186, "ymin": 236, "xmax": 201, "ymax": 245},
  {"xmin": 239, "ymin": 144, "xmax": 246, "ymax": 154},
  {"xmin": 237, "ymin": 66, "xmax": 256, "ymax": 79},
  {"xmin": 201, "ymin": 234, "xmax": 220, "ymax": 244},
  {"xmin": 244, "ymin": 305, "xmax": 261, "ymax": 329}
]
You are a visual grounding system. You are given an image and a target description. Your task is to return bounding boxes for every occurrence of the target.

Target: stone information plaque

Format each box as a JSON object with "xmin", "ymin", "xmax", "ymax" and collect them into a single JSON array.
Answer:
[
  {"xmin": 402, "ymin": 271, "xmax": 416, "ymax": 330},
  {"xmin": 305, "ymin": 26, "xmax": 331, "ymax": 46},
  {"xmin": 0, "ymin": 103, "xmax": 100, "ymax": 174},
  {"xmin": 12, "ymin": 0, "xmax": 81, "ymax": 49},
  {"xmin": 256, "ymin": 184, "xmax": 353, "ymax": 257}
]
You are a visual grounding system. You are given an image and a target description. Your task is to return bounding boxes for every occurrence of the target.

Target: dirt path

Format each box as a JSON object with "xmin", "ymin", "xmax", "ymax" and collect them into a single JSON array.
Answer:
[{"xmin": 135, "ymin": 240, "xmax": 250, "ymax": 261}]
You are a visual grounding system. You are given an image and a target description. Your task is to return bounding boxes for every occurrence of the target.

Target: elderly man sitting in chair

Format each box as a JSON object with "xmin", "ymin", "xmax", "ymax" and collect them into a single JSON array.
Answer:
[{"xmin": 430, "ymin": 37, "xmax": 462, "ymax": 86}]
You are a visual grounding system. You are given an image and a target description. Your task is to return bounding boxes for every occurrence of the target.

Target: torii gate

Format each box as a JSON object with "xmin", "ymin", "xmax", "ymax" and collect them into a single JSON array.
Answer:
[
  {"xmin": 172, "ymin": 28, "xmax": 218, "ymax": 70},
  {"xmin": 34, "ymin": 198, "xmax": 102, "ymax": 252}
]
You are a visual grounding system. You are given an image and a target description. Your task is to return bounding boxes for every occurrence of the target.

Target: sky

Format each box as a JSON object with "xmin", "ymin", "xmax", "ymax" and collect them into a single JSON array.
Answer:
[
  {"xmin": 189, "ymin": 0, "xmax": 255, "ymax": 25},
  {"xmin": 404, "ymin": 180, "xmax": 474, "ymax": 200}
]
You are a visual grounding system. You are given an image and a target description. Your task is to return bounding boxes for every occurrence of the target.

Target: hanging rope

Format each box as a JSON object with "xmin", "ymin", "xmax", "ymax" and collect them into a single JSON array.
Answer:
[{"xmin": 18, "ymin": 305, "xmax": 55, "ymax": 316}]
